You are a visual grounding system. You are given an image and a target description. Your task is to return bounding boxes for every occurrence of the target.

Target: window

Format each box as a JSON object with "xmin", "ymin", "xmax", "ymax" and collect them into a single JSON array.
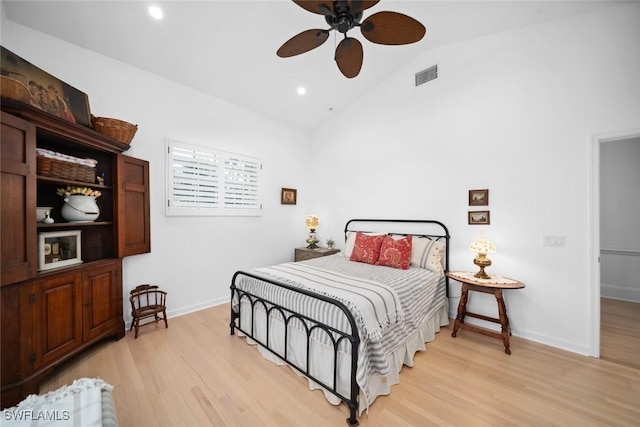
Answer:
[{"xmin": 166, "ymin": 139, "xmax": 262, "ymax": 216}]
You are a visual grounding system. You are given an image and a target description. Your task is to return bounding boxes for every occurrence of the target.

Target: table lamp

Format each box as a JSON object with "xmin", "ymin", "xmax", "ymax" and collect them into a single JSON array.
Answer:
[
  {"xmin": 305, "ymin": 214, "xmax": 319, "ymax": 249},
  {"xmin": 469, "ymin": 238, "xmax": 496, "ymax": 279}
]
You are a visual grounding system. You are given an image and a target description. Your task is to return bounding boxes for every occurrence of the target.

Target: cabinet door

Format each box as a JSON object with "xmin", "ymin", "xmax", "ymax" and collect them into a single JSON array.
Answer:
[
  {"xmin": 1, "ymin": 283, "xmax": 37, "ymax": 407},
  {"xmin": 1, "ymin": 113, "xmax": 36, "ymax": 286},
  {"xmin": 82, "ymin": 259, "xmax": 124, "ymax": 341},
  {"xmin": 117, "ymin": 155, "xmax": 150, "ymax": 257},
  {"xmin": 32, "ymin": 272, "xmax": 83, "ymax": 369}
]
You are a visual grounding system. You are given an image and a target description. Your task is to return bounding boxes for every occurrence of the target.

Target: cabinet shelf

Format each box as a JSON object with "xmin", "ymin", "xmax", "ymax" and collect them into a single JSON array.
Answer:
[
  {"xmin": 37, "ymin": 175, "xmax": 113, "ymax": 190},
  {"xmin": 37, "ymin": 221, "xmax": 114, "ymax": 229},
  {"xmin": 33, "ymin": 257, "xmax": 118, "ymax": 278}
]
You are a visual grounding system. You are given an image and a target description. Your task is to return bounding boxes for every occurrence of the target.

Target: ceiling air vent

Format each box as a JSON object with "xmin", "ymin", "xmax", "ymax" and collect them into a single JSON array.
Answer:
[{"xmin": 415, "ymin": 65, "xmax": 438, "ymax": 87}]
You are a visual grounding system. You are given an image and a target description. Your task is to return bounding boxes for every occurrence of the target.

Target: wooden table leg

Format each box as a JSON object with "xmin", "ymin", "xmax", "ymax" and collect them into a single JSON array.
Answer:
[
  {"xmin": 494, "ymin": 289, "xmax": 511, "ymax": 354},
  {"xmin": 452, "ymin": 283, "xmax": 469, "ymax": 337}
]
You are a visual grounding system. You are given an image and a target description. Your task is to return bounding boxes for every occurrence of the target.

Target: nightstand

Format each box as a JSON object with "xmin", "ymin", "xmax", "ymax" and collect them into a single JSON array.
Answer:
[
  {"xmin": 294, "ymin": 247, "xmax": 340, "ymax": 262},
  {"xmin": 446, "ymin": 271, "xmax": 525, "ymax": 354}
]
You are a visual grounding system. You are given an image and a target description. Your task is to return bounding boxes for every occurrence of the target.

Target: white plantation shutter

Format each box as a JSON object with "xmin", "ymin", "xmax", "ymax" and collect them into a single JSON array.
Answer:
[
  {"xmin": 169, "ymin": 144, "xmax": 220, "ymax": 208},
  {"xmin": 167, "ymin": 140, "xmax": 262, "ymax": 216},
  {"xmin": 223, "ymin": 155, "xmax": 260, "ymax": 210}
]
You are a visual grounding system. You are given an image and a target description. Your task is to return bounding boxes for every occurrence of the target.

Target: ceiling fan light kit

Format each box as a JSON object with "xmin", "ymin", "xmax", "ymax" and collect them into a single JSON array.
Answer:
[{"xmin": 277, "ymin": 0, "xmax": 426, "ymax": 78}]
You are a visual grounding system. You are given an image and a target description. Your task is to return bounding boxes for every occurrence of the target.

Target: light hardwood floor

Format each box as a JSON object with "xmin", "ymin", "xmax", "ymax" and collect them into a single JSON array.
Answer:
[
  {"xmin": 601, "ymin": 297, "xmax": 640, "ymax": 369},
  {"xmin": 40, "ymin": 304, "xmax": 640, "ymax": 426}
]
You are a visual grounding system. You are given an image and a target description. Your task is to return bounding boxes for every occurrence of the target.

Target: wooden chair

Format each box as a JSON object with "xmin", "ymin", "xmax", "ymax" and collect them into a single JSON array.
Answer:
[{"xmin": 129, "ymin": 284, "xmax": 168, "ymax": 338}]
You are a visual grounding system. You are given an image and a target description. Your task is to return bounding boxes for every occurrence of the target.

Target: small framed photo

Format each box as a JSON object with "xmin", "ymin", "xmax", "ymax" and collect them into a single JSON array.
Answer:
[
  {"xmin": 38, "ymin": 230, "xmax": 82, "ymax": 271},
  {"xmin": 281, "ymin": 188, "xmax": 297, "ymax": 205},
  {"xmin": 469, "ymin": 189, "xmax": 489, "ymax": 206},
  {"xmin": 468, "ymin": 211, "xmax": 490, "ymax": 225}
]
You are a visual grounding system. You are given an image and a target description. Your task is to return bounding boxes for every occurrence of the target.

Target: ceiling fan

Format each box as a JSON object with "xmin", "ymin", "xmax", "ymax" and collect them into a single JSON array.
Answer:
[{"xmin": 277, "ymin": 0, "xmax": 426, "ymax": 78}]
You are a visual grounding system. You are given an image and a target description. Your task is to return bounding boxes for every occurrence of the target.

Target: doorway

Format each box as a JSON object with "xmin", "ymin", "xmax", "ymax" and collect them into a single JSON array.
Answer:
[{"xmin": 593, "ymin": 132, "xmax": 640, "ymax": 367}]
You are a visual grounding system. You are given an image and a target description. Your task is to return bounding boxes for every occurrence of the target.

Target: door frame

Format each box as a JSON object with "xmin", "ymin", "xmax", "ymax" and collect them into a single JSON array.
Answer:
[{"xmin": 589, "ymin": 128, "xmax": 640, "ymax": 357}]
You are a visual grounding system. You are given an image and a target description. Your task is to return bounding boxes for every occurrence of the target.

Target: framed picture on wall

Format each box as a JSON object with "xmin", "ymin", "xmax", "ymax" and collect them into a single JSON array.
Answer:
[
  {"xmin": 468, "ymin": 210, "xmax": 490, "ymax": 225},
  {"xmin": 1, "ymin": 46, "xmax": 92, "ymax": 127},
  {"xmin": 281, "ymin": 188, "xmax": 297, "ymax": 205},
  {"xmin": 469, "ymin": 189, "xmax": 489, "ymax": 206}
]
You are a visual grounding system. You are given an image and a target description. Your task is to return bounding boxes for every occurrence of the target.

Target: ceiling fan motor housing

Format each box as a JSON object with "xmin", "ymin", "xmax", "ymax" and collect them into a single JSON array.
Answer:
[{"xmin": 325, "ymin": 10, "xmax": 363, "ymax": 34}]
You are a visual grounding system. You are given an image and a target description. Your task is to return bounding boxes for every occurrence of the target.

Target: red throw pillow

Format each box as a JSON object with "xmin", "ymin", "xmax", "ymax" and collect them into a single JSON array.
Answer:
[
  {"xmin": 350, "ymin": 232, "xmax": 385, "ymax": 265},
  {"xmin": 377, "ymin": 235, "xmax": 412, "ymax": 269}
]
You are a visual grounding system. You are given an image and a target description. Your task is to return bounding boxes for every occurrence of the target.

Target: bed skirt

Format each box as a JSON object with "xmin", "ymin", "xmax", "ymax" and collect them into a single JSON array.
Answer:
[{"xmin": 238, "ymin": 298, "xmax": 449, "ymax": 414}]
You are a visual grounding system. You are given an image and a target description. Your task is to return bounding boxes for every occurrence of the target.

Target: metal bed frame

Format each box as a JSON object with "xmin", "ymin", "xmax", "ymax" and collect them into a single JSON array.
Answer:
[{"xmin": 230, "ymin": 219, "xmax": 450, "ymax": 426}]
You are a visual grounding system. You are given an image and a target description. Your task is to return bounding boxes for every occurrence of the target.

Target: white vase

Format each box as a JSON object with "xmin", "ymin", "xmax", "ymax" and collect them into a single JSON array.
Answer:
[{"xmin": 61, "ymin": 195, "xmax": 100, "ymax": 222}]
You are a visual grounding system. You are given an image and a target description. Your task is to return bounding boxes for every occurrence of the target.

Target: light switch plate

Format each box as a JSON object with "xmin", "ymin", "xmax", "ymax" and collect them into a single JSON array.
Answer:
[{"xmin": 543, "ymin": 235, "xmax": 565, "ymax": 247}]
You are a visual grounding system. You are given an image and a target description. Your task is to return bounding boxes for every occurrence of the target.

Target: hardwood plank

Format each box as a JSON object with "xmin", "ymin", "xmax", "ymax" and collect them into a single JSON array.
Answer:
[
  {"xmin": 601, "ymin": 297, "xmax": 640, "ymax": 369},
  {"xmin": 39, "ymin": 304, "xmax": 640, "ymax": 426}
]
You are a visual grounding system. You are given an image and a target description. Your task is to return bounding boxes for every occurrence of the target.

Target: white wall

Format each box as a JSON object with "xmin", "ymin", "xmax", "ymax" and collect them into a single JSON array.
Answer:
[
  {"xmin": 1, "ymin": 18, "xmax": 313, "ymax": 321},
  {"xmin": 2, "ymin": 3, "xmax": 639, "ymax": 355},
  {"xmin": 308, "ymin": 3, "xmax": 640, "ymax": 355},
  {"xmin": 600, "ymin": 137, "xmax": 640, "ymax": 302}
]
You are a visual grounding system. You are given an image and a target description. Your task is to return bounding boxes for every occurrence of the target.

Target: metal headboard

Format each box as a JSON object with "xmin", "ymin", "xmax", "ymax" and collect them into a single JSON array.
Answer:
[{"xmin": 344, "ymin": 219, "xmax": 451, "ymax": 296}]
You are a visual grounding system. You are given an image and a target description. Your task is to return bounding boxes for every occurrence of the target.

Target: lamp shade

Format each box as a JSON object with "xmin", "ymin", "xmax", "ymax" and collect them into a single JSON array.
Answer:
[
  {"xmin": 305, "ymin": 214, "xmax": 319, "ymax": 230},
  {"xmin": 469, "ymin": 238, "xmax": 496, "ymax": 254}
]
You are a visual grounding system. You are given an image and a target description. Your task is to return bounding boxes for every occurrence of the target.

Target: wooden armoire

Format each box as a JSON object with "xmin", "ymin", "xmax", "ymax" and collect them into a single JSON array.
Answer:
[{"xmin": 0, "ymin": 100, "xmax": 151, "ymax": 408}]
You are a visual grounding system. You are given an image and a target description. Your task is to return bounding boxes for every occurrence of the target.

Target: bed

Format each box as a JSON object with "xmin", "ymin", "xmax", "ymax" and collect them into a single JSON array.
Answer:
[{"xmin": 230, "ymin": 219, "xmax": 450, "ymax": 426}]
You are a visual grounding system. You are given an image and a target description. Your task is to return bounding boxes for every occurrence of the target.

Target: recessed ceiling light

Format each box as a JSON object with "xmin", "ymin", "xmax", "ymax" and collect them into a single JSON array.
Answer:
[
  {"xmin": 297, "ymin": 86, "xmax": 306, "ymax": 95},
  {"xmin": 148, "ymin": 5, "xmax": 164, "ymax": 20}
]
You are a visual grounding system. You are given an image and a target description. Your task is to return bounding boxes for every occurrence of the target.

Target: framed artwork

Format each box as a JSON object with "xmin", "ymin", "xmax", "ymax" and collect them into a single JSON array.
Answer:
[
  {"xmin": 1, "ymin": 46, "xmax": 92, "ymax": 127},
  {"xmin": 38, "ymin": 230, "xmax": 82, "ymax": 271},
  {"xmin": 281, "ymin": 188, "xmax": 297, "ymax": 205},
  {"xmin": 468, "ymin": 211, "xmax": 490, "ymax": 225},
  {"xmin": 469, "ymin": 189, "xmax": 489, "ymax": 206}
]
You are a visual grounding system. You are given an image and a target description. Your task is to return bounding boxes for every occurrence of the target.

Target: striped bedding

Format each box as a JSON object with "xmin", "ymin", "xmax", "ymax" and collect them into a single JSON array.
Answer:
[
  {"xmin": 252, "ymin": 262, "xmax": 404, "ymax": 341},
  {"xmin": 233, "ymin": 254, "xmax": 447, "ymax": 408}
]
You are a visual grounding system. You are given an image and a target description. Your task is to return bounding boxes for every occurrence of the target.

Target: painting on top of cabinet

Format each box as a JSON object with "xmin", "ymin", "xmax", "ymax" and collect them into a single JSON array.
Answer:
[{"xmin": 0, "ymin": 46, "xmax": 92, "ymax": 127}]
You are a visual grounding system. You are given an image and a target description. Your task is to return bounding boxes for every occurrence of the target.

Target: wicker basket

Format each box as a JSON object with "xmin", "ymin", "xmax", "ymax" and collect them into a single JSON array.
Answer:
[
  {"xmin": 91, "ymin": 115, "xmax": 138, "ymax": 144},
  {"xmin": 1, "ymin": 76, "xmax": 31, "ymax": 103},
  {"xmin": 37, "ymin": 156, "xmax": 96, "ymax": 183}
]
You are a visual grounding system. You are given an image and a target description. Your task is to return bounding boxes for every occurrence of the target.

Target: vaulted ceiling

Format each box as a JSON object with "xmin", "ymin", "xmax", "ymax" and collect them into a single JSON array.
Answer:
[{"xmin": 2, "ymin": 1, "xmax": 618, "ymax": 131}]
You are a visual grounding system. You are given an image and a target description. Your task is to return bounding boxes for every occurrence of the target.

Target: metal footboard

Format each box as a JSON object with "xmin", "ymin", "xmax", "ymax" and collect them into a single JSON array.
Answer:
[
  {"xmin": 230, "ymin": 271, "xmax": 361, "ymax": 427},
  {"xmin": 230, "ymin": 218, "xmax": 451, "ymax": 426}
]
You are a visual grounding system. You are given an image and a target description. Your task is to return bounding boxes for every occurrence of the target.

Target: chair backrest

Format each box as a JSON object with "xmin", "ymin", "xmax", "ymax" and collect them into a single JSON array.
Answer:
[{"xmin": 129, "ymin": 284, "xmax": 167, "ymax": 310}]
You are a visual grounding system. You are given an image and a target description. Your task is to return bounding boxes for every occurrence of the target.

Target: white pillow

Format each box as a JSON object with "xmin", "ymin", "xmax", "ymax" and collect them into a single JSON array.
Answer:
[
  {"xmin": 411, "ymin": 238, "xmax": 446, "ymax": 272},
  {"xmin": 344, "ymin": 231, "xmax": 386, "ymax": 258}
]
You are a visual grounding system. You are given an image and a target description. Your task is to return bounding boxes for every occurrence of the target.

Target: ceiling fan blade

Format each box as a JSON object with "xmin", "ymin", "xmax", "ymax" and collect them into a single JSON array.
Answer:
[
  {"xmin": 348, "ymin": 1, "xmax": 380, "ymax": 13},
  {"xmin": 335, "ymin": 37, "xmax": 363, "ymax": 78},
  {"xmin": 360, "ymin": 11, "xmax": 426, "ymax": 45},
  {"xmin": 292, "ymin": 1, "xmax": 334, "ymax": 16},
  {"xmin": 277, "ymin": 29, "xmax": 330, "ymax": 58}
]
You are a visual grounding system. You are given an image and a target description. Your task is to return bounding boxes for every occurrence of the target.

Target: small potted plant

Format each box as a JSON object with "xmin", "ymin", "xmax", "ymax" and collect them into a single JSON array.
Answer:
[{"xmin": 326, "ymin": 238, "xmax": 335, "ymax": 249}]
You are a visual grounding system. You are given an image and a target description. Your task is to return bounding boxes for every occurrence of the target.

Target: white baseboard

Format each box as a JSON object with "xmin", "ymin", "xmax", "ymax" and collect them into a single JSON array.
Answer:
[
  {"xmin": 124, "ymin": 296, "xmax": 228, "ymax": 331},
  {"xmin": 446, "ymin": 295, "xmax": 592, "ymax": 356},
  {"xmin": 166, "ymin": 296, "xmax": 228, "ymax": 319},
  {"xmin": 601, "ymin": 283, "xmax": 640, "ymax": 302},
  {"xmin": 127, "ymin": 295, "xmax": 595, "ymax": 356},
  {"xmin": 514, "ymin": 328, "xmax": 592, "ymax": 356}
]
